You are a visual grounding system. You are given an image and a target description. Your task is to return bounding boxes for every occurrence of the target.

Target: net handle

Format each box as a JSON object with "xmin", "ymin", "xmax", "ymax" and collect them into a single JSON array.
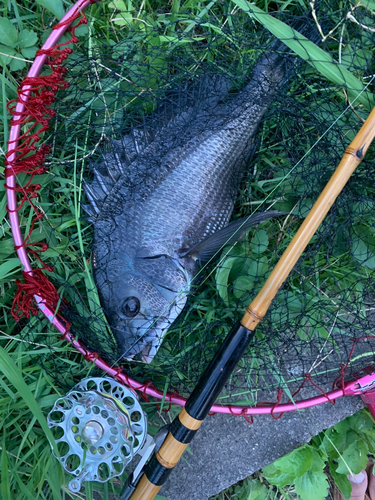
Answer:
[
  {"xmin": 129, "ymin": 108, "xmax": 375, "ymax": 500},
  {"xmin": 242, "ymin": 106, "xmax": 375, "ymax": 329}
]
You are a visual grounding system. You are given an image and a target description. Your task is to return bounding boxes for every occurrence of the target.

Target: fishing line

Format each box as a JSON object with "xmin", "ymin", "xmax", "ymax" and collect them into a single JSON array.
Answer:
[{"xmin": 110, "ymin": 73, "xmax": 375, "ymax": 367}]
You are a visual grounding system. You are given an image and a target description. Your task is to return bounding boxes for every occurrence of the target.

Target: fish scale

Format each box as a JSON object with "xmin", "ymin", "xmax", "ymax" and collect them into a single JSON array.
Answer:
[
  {"xmin": 140, "ymin": 109, "xmax": 263, "ymax": 255},
  {"xmin": 84, "ymin": 48, "xmax": 293, "ymax": 362}
]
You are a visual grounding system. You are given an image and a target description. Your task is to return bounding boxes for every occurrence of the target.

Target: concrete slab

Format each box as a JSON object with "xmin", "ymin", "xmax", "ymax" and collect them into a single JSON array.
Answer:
[{"xmin": 161, "ymin": 394, "xmax": 364, "ymax": 499}]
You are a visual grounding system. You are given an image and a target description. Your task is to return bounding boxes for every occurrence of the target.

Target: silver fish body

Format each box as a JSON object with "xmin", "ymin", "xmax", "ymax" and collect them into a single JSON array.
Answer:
[{"xmin": 84, "ymin": 50, "xmax": 290, "ymax": 363}]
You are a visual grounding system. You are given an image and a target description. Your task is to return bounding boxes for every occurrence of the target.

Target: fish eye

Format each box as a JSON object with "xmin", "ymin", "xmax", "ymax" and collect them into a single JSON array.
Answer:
[{"xmin": 123, "ymin": 297, "xmax": 140, "ymax": 317}]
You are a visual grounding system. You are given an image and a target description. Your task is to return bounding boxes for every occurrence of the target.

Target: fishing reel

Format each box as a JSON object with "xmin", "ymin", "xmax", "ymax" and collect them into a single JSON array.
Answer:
[{"xmin": 47, "ymin": 377, "xmax": 153, "ymax": 493}]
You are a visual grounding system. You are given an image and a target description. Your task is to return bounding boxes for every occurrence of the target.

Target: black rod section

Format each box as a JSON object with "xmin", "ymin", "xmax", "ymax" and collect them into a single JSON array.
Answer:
[
  {"xmin": 185, "ymin": 320, "xmax": 254, "ymax": 420},
  {"xmin": 122, "ymin": 321, "xmax": 254, "ymax": 498}
]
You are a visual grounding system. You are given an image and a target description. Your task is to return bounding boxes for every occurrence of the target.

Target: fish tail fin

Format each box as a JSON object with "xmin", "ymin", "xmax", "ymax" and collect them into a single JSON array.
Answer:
[{"xmin": 246, "ymin": 16, "xmax": 320, "ymax": 96}]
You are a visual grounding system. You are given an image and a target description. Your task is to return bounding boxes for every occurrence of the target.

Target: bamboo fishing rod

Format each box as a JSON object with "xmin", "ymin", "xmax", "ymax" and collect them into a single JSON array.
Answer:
[{"xmin": 124, "ymin": 106, "xmax": 375, "ymax": 500}]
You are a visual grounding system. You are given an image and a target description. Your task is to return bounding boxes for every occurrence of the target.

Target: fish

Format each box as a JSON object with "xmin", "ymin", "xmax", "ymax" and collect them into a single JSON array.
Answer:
[{"xmin": 83, "ymin": 43, "xmax": 294, "ymax": 364}]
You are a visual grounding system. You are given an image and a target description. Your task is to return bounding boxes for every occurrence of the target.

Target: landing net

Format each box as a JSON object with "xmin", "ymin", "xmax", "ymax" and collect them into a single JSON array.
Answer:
[{"xmin": 4, "ymin": 0, "xmax": 375, "ymax": 414}]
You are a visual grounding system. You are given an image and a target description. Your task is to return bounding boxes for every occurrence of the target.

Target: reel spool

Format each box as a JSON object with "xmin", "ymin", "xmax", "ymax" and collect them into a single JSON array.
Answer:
[{"xmin": 47, "ymin": 377, "xmax": 147, "ymax": 493}]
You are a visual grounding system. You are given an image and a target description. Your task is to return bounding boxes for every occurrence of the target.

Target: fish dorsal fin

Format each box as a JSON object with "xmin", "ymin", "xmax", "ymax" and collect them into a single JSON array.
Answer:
[
  {"xmin": 83, "ymin": 74, "xmax": 235, "ymax": 223},
  {"xmin": 103, "ymin": 75, "xmax": 233, "ymax": 167},
  {"xmin": 182, "ymin": 211, "xmax": 285, "ymax": 263},
  {"xmin": 82, "ymin": 165, "xmax": 116, "ymax": 220},
  {"xmin": 100, "ymin": 136, "xmax": 128, "ymax": 181}
]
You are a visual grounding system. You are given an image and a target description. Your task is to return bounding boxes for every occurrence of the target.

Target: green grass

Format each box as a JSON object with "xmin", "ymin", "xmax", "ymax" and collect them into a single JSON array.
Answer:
[
  {"xmin": 209, "ymin": 471, "xmax": 281, "ymax": 499},
  {"xmin": 1, "ymin": 0, "xmax": 375, "ymax": 498}
]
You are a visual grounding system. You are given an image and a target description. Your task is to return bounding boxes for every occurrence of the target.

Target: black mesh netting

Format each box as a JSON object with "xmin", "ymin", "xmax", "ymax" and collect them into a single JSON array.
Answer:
[{"xmin": 9, "ymin": 0, "xmax": 375, "ymax": 407}]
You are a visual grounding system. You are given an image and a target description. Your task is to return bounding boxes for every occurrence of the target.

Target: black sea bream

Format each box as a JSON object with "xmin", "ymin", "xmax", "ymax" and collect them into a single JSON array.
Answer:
[{"xmin": 83, "ymin": 47, "xmax": 292, "ymax": 363}]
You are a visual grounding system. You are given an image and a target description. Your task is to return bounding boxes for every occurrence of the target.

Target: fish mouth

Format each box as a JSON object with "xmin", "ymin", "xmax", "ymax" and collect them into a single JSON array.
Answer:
[
  {"xmin": 113, "ymin": 319, "xmax": 167, "ymax": 364},
  {"xmin": 121, "ymin": 335, "xmax": 162, "ymax": 364}
]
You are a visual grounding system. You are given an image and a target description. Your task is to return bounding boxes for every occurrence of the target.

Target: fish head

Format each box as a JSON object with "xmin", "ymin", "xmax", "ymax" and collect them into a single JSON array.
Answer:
[{"xmin": 95, "ymin": 254, "xmax": 190, "ymax": 363}]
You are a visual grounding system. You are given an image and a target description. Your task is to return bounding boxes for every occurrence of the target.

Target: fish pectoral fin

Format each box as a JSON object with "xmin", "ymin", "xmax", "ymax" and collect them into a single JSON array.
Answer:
[{"xmin": 182, "ymin": 211, "xmax": 286, "ymax": 263}]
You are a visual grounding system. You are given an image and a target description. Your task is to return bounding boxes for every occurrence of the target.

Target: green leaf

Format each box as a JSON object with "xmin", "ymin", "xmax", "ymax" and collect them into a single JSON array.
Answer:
[
  {"xmin": 360, "ymin": 0, "xmax": 375, "ymax": 8},
  {"xmin": 262, "ymin": 463, "xmax": 277, "ymax": 477},
  {"xmin": 336, "ymin": 439, "xmax": 369, "ymax": 475},
  {"xmin": 108, "ymin": 0, "xmax": 135, "ymax": 26},
  {"xmin": 45, "ymin": 457, "xmax": 63, "ymax": 500},
  {"xmin": 351, "ymin": 236, "xmax": 375, "ymax": 269},
  {"xmin": 9, "ymin": 54, "xmax": 26, "ymax": 72},
  {"xmin": 277, "ymin": 290, "xmax": 302, "ymax": 313},
  {"xmin": 18, "ymin": 29, "xmax": 38, "ymax": 48},
  {"xmin": 246, "ymin": 478, "xmax": 269, "ymax": 499},
  {"xmin": 295, "ymin": 470, "xmax": 329, "ymax": 500},
  {"xmin": 74, "ymin": 24, "xmax": 88, "ymax": 38},
  {"xmin": 297, "ymin": 198, "xmax": 314, "ymax": 218},
  {"xmin": 348, "ymin": 411, "xmax": 374, "ymax": 434},
  {"xmin": 233, "ymin": 275, "xmax": 253, "ymax": 299},
  {"xmin": 271, "ymin": 445, "xmax": 313, "ymax": 478},
  {"xmin": 341, "ymin": 42, "xmax": 370, "ymax": 75},
  {"xmin": 311, "ymin": 448, "xmax": 325, "ymax": 472},
  {"xmin": 319, "ymin": 429, "xmax": 343, "ymax": 456},
  {"xmin": 297, "ymin": 328, "xmax": 308, "ymax": 341},
  {"xmin": 110, "ymin": 12, "xmax": 134, "ymax": 27},
  {"xmin": 0, "ymin": 45, "xmax": 16, "ymax": 65},
  {"xmin": 21, "ymin": 46, "xmax": 37, "ymax": 59},
  {"xmin": 215, "ymin": 257, "xmax": 238, "ymax": 305},
  {"xmin": 159, "ymin": 35, "xmax": 205, "ymax": 45},
  {"xmin": 263, "ymin": 464, "xmax": 295, "ymax": 488},
  {"xmin": 364, "ymin": 431, "xmax": 375, "ymax": 451},
  {"xmin": 12, "ymin": 471, "xmax": 38, "ymax": 500},
  {"xmin": 231, "ymin": 0, "xmax": 374, "ymax": 110},
  {"xmin": 329, "ymin": 460, "xmax": 352, "ymax": 500},
  {"xmin": 229, "ymin": 256, "xmax": 252, "ymax": 281},
  {"xmin": 248, "ymin": 256, "xmax": 268, "ymax": 279},
  {"xmin": 35, "ymin": 0, "xmax": 65, "ymax": 20},
  {"xmin": 109, "ymin": 0, "xmax": 127, "ymax": 9},
  {"xmin": 341, "ymin": 429, "xmax": 360, "ymax": 450},
  {"xmin": 0, "ymin": 18, "xmax": 18, "ymax": 47},
  {"xmin": 314, "ymin": 326, "xmax": 328, "ymax": 339},
  {"xmin": 334, "ymin": 419, "xmax": 351, "ymax": 435},
  {"xmin": 250, "ymin": 229, "xmax": 269, "ymax": 254}
]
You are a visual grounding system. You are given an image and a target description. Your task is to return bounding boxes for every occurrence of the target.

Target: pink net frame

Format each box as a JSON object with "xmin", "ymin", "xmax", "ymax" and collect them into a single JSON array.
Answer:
[{"xmin": 5, "ymin": 0, "xmax": 375, "ymax": 419}]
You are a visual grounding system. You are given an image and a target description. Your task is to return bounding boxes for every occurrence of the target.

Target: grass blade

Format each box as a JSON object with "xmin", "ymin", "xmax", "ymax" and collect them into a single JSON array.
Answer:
[
  {"xmin": 0, "ymin": 346, "xmax": 58, "ymax": 455},
  {"xmin": 232, "ymin": 0, "xmax": 374, "ymax": 110},
  {"xmin": 1, "ymin": 435, "xmax": 11, "ymax": 500}
]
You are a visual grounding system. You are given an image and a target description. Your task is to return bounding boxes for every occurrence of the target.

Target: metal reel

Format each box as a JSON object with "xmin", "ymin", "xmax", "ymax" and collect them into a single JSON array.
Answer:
[{"xmin": 47, "ymin": 377, "xmax": 147, "ymax": 493}]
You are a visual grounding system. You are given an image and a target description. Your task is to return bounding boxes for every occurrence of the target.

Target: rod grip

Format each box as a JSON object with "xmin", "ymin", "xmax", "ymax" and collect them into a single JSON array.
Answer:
[
  {"xmin": 126, "ymin": 474, "xmax": 162, "ymax": 500},
  {"xmin": 129, "ymin": 410, "xmax": 202, "ymax": 500},
  {"xmin": 129, "ymin": 322, "xmax": 254, "ymax": 500}
]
